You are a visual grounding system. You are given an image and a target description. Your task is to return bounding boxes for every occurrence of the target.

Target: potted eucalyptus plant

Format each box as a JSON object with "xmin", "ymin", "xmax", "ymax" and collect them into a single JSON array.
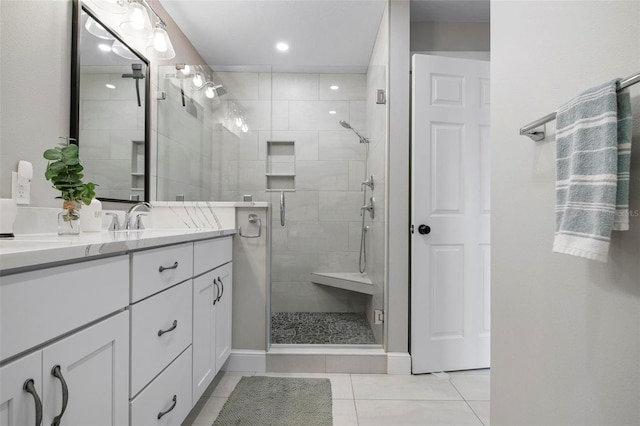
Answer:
[{"xmin": 43, "ymin": 138, "xmax": 96, "ymax": 235}]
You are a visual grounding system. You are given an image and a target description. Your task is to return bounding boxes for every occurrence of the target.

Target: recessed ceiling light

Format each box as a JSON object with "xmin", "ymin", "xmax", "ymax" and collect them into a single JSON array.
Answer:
[
  {"xmin": 330, "ymin": 85, "xmax": 339, "ymax": 90},
  {"xmin": 98, "ymin": 44, "xmax": 112, "ymax": 52},
  {"xmin": 105, "ymin": 83, "xmax": 116, "ymax": 89},
  {"xmin": 276, "ymin": 42, "xmax": 289, "ymax": 52},
  {"xmin": 329, "ymin": 110, "xmax": 337, "ymax": 115}
]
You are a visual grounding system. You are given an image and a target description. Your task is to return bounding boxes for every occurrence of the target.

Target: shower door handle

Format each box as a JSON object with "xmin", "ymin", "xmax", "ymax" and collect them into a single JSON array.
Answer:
[{"xmin": 280, "ymin": 191, "xmax": 285, "ymax": 227}]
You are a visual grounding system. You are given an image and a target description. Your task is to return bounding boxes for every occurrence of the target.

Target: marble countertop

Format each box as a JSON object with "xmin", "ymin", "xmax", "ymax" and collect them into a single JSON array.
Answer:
[{"xmin": 0, "ymin": 228, "xmax": 236, "ymax": 274}]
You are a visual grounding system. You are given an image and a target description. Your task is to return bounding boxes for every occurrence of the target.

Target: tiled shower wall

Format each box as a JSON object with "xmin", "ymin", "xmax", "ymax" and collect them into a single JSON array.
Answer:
[
  {"xmin": 80, "ymin": 66, "xmax": 145, "ymax": 200},
  {"xmin": 210, "ymin": 71, "xmax": 374, "ymax": 314}
]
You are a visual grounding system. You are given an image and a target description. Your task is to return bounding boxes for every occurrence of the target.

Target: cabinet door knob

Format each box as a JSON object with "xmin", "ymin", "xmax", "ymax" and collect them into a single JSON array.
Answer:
[
  {"xmin": 158, "ymin": 261, "xmax": 179, "ymax": 273},
  {"xmin": 157, "ymin": 320, "xmax": 178, "ymax": 337},
  {"xmin": 157, "ymin": 395, "xmax": 177, "ymax": 420},
  {"xmin": 22, "ymin": 379, "xmax": 43, "ymax": 426},
  {"xmin": 50, "ymin": 365, "xmax": 69, "ymax": 426}
]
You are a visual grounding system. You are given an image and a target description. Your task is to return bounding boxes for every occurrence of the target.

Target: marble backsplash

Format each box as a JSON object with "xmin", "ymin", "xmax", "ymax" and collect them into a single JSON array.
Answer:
[{"xmin": 10, "ymin": 201, "xmax": 268, "ymax": 235}]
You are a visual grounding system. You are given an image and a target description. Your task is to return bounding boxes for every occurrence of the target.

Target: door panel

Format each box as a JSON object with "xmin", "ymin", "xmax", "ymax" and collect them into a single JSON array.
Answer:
[{"xmin": 411, "ymin": 54, "xmax": 490, "ymax": 374}]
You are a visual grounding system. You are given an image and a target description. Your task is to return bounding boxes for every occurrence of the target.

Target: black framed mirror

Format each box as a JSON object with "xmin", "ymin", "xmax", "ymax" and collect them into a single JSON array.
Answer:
[{"xmin": 70, "ymin": 0, "xmax": 150, "ymax": 203}]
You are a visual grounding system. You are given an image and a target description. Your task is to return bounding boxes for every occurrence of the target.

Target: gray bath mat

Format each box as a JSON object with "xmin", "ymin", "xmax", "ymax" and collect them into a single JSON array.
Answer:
[{"xmin": 213, "ymin": 376, "xmax": 332, "ymax": 426}]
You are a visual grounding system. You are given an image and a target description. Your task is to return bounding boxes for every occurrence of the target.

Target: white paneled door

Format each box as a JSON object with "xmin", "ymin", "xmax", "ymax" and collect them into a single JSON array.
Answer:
[{"xmin": 411, "ymin": 54, "xmax": 490, "ymax": 374}]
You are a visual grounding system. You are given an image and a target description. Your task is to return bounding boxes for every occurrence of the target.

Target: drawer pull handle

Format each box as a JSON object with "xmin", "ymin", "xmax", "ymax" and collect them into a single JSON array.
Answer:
[
  {"xmin": 213, "ymin": 278, "xmax": 220, "ymax": 306},
  {"xmin": 51, "ymin": 365, "xmax": 69, "ymax": 426},
  {"xmin": 158, "ymin": 320, "xmax": 178, "ymax": 337},
  {"xmin": 157, "ymin": 395, "xmax": 177, "ymax": 420},
  {"xmin": 23, "ymin": 379, "xmax": 43, "ymax": 426},
  {"xmin": 217, "ymin": 277, "xmax": 224, "ymax": 302},
  {"xmin": 159, "ymin": 261, "xmax": 179, "ymax": 272}
]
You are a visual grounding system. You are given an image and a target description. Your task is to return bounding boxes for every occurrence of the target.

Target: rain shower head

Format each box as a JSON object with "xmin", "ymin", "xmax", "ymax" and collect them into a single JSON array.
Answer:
[{"xmin": 339, "ymin": 120, "xmax": 369, "ymax": 143}]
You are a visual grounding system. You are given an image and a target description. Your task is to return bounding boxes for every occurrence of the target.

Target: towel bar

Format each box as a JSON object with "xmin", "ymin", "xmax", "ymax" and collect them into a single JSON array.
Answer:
[{"xmin": 520, "ymin": 71, "xmax": 640, "ymax": 141}]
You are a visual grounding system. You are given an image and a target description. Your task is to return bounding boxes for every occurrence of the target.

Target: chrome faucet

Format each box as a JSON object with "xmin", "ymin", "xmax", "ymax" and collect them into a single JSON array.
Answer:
[
  {"xmin": 360, "ymin": 197, "xmax": 375, "ymax": 219},
  {"xmin": 361, "ymin": 174, "xmax": 375, "ymax": 191},
  {"xmin": 125, "ymin": 202, "xmax": 152, "ymax": 230}
]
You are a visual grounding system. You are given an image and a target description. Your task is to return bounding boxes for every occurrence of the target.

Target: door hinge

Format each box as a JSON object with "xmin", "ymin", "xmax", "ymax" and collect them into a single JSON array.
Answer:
[{"xmin": 374, "ymin": 309, "xmax": 384, "ymax": 324}]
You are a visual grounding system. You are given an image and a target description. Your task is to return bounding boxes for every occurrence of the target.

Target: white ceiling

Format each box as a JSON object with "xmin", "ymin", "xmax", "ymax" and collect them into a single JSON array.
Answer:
[
  {"xmin": 158, "ymin": 0, "xmax": 489, "ymax": 73},
  {"xmin": 159, "ymin": 0, "xmax": 387, "ymax": 73}
]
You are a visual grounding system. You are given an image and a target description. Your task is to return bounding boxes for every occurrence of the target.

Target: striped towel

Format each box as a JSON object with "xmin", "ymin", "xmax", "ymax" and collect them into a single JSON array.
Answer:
[{"xmin": 552, "ymin": 79, "xmax": 632, "ymax": 262}]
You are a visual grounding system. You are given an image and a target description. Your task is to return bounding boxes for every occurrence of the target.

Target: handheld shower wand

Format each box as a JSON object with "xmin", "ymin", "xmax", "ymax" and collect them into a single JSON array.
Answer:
[{"xmin": 339, "ymin": 120, "xmax": 369, "ymax": 144}]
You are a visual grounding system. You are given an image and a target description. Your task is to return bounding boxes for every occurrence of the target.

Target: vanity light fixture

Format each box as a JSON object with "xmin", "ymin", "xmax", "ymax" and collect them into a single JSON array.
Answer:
[
  {"xmin": 179, "ymin": 64, "xmax": 191, "ymax": 75},
  {"xmin": 205, "ymin": 86, "xmax": 215, "ymax": 99},
  {"xmin": 148, "ymin": 21, "xmax": 175, "ymax": 59},
  {"xmin": 94, "ymin": 0, "xmax": 176, "ymax": 59},
  {"xmin": 120, "ymin": 0, "xmax": 152, "ymax": 39},
  {"xmin": 192, "ymin": 73, "xmax": 204, "ymax": 88},
  {"xmin": 241, "ymin": 123, "xmax": 249, "ymax": 133},
  {"xmin": 85, "ymin": 16, "xmax": 115, "ymax": 40},
  {"xmin": 92, "ymin": 0, "xmax": 129, "ymax": 14},
  {"xmin": 276, "ymin": 42, "xmax": 289, "ymax": 52}
]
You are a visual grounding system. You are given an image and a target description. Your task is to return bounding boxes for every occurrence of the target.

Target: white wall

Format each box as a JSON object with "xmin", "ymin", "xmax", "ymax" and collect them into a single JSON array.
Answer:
[{"xmin": 491, "ymin": 2, "xmax": 640, "ymax": 424}]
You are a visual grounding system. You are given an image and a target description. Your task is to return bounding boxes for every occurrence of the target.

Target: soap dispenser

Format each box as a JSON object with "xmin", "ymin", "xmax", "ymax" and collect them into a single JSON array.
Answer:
[
  {"xmin": 80, "ymin": 197, "xmax": 102, "ymax": 232},
  {"xmin": 0, "ymin": 198, "xmax": 18, "ymax": 237}
]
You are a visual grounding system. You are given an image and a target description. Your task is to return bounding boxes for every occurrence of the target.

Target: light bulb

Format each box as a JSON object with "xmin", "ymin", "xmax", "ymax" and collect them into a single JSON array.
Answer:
[
  {"xmin": 192, "ymin": 74, "xmax": 203, "ymax": 87},
  {"xmin": 330, "ymin": 85, "xmax": 339, "ymax": 90},
  {"xmin": 180, "ymin": 65, "xmax": 191, "ymax": 75},
  {"xmin": 235, "ymin": 117, "xmax": 243, "ymax": 127},
  {"xmin": 276, "ymin": 42, "xmax": 289, "ymax": 52},
  {"xmin": 148, "ymin": 23, "xmax": 175, "ymax": 59},
  {"xmin": 98, "ymin": 43, "xmax": 112, "ymax": 52},
  {"xmin": 120, "ymin": 1, "xmax": 152, "ymax": 39},
  {"xmin": 241, "ymin": 123, "xmax": 249, "ymax": 133},
  {"xmin": 328, "ymin": 110, "xmax": 337, "ymax": 115},
  {"xmin": 205, "ymin": 86, "xmax": 215, "ymax": 99}
]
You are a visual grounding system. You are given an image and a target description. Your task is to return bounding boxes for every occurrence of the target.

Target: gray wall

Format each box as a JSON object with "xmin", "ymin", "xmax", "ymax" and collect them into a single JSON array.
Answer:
[
  {"xmin": 386, "ymin": 0, "xmax": 410, "ymax": 354},
  {"xmin": 410, "ymin": 21, "xmax": 490, "ymax": 52},
  {"xmin": 491, "ymin": 1, "xmax": 640, "ymax": 424}
]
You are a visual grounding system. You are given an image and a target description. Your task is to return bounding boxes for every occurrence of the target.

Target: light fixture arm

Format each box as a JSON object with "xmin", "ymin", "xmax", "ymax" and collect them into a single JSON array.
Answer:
[{"xmin": 138, "ymin": 0, "xmax": 166, "ymax": 26}]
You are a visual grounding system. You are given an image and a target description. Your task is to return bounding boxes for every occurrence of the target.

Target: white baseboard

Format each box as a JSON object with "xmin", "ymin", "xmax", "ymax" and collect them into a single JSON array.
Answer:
[
  {"xmin": 224, "ymin": 350, "xmax": 267, "ymax": 372},
  {"xmin": 387, "ymin": 352, "xmax": 411, "ymax": 375}
]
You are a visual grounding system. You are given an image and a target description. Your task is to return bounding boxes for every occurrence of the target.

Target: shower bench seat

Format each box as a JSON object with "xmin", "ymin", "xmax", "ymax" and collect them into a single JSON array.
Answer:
[{"xmin": 310, "ymin": 272, "xmax": 374, "ymax": 295}]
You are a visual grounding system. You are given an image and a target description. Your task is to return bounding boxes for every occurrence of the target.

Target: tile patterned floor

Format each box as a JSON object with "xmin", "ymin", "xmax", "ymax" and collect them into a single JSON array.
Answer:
[
  {"xmin": 271, "ymin": 312, "xmax": 377, "ymax": 344},
  {"xmin": 183, "ymin": 369, "xmax": 490, "ymax": 426}
]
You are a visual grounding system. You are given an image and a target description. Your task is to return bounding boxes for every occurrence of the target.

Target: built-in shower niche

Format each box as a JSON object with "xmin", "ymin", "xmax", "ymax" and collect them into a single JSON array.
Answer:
[{"xmin": 266, "ymin": 140, "xmax": 295, "ymax": 191}]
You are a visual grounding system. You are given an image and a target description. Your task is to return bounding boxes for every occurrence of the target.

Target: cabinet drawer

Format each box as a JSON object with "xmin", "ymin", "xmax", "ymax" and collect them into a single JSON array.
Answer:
[
  {"xmin": 131, "ymin": 243, "xmax": 193, "ymax": 302},
  {"xmin": 130, "ymin": 347, "xmax": 193, "ymax": 426},
  {"xmin": 193, "ymin": 237, "xmax": 232, "ymax": 276},
  {"xmin": 130, "ymin": 282, "xmax": 192, "ymax": 396},
  {"xmin": 1, "ymin": 256, "xmax": 128, "ymax": 361}
]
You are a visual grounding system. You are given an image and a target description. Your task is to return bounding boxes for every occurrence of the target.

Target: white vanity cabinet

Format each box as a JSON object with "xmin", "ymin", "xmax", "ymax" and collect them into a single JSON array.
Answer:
[
  {"xmin": 0, "ymin": 257, "xmax": 130, "ymax": 426},
  {"xmin": 192, "ymin": 238, "xmax": 233, "ymax": 403},
  {"xmin": 0, "ymin": 232, "xmax": 234, "ymax": 426}
]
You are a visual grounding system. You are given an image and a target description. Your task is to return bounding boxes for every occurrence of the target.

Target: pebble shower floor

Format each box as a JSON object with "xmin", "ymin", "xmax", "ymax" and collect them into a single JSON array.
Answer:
[{"xmin": 271, "ymin": 312, "xmax": 377, "ymax": 344}]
